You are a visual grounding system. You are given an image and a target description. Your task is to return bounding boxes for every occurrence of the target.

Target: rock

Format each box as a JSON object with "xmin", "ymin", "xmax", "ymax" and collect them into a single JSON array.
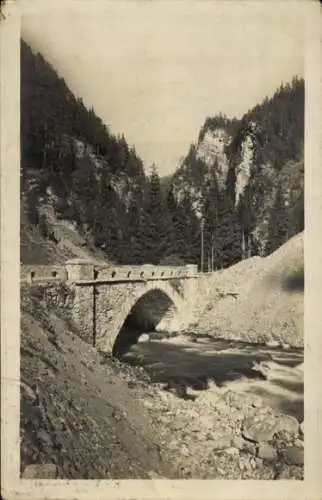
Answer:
[
  {"xmin": 212, "ymin": 434, "xmax": 232, "ymax": 450},
  {"xmin": 294, "ymin": 438, "xmax": 304, "ymax": 448},
  {"xmin": 299, "ymin": 421, "xmax": 304, "ymax": 438},
  {"xmin": 181, "ymin": 444, "xmax": 190, "ymax": 457},
  {"xmin": 242, "ymin": 413, "xmax": 299, "ymax": 443},
  {"xmin": 169, "ymin": 439, "xmax": 180, "ymax": 451},
  {"xmin": 250, "ymin": 396, "xmax": 264, "ymax": 408},
  {"xmin": 257, "ymin": 443, "xmax": 277, "ymax": 462},
  {"xmin": 275, "ymin": 414, "xmax": 299, "ymax": 436},
  {"xmin": 147, "ymin": 470, "xmax": 164, "ymax": 479},
  {"xmin": 284, "ymin": 445, "xmax": 304, "ymax": 466},
  {"xmin": 138, "ymin": 334, "xmax": 149, "ymax": 343},
  {"xmin": 232, "ymin": 435, "xmax": 246, "ymax": 450},
  {"xmin": 242, "ymin": 440, "xmax": 257, "ymax": 456},
  {"xmin": 143, "ymin": 400, "xmax": 153, "ymax": 410},
  {"xmin": 265, "ymin": 340, "xmax": 280, "ymax": 348},
  {"xmin": 22, "ymin": 463, "xmax": 57, "ymax": 479},
  {"xmin": 281, "ymin": 342, "xmax": 290, "ymax": 350},
  {"xmin": 223, "ymin": 447, "xmax": 239, "ymax": 457},
  {"xmin": 220, "ymin": 390, "xmax": 245, "ymax": 410},
  {"xmin": 242, "ymin": 414, "xmax": 277, "ymax": 443},
  {"xmin": 171, "ymin": 420, "xmax": 187, "ymax": 431}
]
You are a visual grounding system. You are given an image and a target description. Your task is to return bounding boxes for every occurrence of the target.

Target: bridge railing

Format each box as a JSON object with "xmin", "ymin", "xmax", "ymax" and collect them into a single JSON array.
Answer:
[{"xmin": 91, "ymin": 264, "xmax": 198, "ymax": 282}]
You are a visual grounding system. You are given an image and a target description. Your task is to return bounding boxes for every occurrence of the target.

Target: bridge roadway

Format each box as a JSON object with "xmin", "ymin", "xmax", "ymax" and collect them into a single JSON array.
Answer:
[{"xmin": 21, "ymin": 260, "xmax": 212, "ymax": 355}]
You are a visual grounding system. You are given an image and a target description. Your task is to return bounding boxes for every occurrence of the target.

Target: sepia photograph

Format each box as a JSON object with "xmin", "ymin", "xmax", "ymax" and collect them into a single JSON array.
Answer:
[{"xmin": 1, "ymin": 0, "xmax": 322, "ymax": 498}]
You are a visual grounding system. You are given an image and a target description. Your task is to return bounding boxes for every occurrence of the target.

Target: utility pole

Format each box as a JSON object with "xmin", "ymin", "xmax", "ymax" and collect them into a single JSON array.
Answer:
[
  {"xmin": 200, "ymin": 218, "xmax": 205, "ymax": 273},
  {"xmin": 211, "ymin": 236, "xmax": 214, "ymax": 272}
]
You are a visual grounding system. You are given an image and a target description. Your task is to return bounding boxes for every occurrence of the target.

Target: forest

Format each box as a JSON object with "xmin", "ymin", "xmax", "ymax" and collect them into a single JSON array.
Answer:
[{"xmin": 21, "ymin": 40, "xmax": 304, "ymax": 269}]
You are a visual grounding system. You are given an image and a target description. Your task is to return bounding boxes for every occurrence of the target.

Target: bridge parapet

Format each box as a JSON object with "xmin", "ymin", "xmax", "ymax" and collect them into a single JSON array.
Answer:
[
  {"xmin": 65, "ymin": 260, "xmax": 198, "ymax": 283},
  {"xmin": 20, "ymin": 261, "xmax": 199, "ymax": 285},
  {"xmin": 21, "ymin": 264, "xmax": 68, "ymax": 283}
]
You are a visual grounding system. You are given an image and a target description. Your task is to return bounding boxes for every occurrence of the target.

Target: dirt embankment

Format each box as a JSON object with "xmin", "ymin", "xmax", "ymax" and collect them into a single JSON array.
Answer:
[
  {"xmin": 21, "ymin": 291, "xmax": 175, "ymax": 479},
  {"xmin": 21, "ymin": 287, "xmax": 304, "ymax": 480}
]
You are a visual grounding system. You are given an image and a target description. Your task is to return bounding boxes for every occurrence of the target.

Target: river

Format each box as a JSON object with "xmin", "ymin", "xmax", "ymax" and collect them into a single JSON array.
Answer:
[{"xmin": 122, "ymin": 333, "xmax": 304, "ymax": 421}]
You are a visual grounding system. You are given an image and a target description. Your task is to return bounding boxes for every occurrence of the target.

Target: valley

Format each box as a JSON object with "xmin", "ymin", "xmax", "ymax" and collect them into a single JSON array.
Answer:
[{"xmin": 19, "ymin": 38, "xmax": 305, "ymax": 482}]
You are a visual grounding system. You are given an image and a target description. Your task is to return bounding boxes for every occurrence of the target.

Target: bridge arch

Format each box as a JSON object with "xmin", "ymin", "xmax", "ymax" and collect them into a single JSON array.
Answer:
[{"xmin": 96, "ymin": 280, "xmax": 188, "ymax": 355}]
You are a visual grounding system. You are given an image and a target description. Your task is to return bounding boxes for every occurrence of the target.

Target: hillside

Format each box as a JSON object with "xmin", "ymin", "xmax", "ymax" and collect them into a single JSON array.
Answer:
[
  {"xmin": 196, "ymin": 232, "xmax": 304, "ymax": 347},
  {"xmin": 21, "ymin": 40, "xmax": 146, "ymax": 265}
]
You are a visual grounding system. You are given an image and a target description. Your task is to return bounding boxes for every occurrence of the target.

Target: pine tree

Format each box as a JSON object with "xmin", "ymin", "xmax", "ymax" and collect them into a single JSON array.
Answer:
[{"xmin": 133, "ymin": 166, "xmax": 173, "ymax": 264}]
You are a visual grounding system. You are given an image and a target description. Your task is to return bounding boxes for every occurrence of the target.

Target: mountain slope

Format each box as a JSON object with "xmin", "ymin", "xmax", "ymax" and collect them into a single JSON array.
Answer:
[
  {"xmin": 21, "ymin": 40, "xmax": 146, "ymax": 265},
  {"xmin": 167, "ymin": 78, "xmax": 304, "ymax": 264}
]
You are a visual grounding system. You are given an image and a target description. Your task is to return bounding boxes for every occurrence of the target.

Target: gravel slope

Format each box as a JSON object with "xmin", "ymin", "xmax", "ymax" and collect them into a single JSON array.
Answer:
[{"xmin": 196, "ymin": 232, "xmax": 304, "ymax": 347}]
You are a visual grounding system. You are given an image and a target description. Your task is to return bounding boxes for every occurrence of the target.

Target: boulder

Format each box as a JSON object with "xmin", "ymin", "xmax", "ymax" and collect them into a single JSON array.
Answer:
[
  {"xmin": 242, "ymin": 413, "xmax": 299, "ymax": 443},
  {"xmin": 275, "ymin": 414, "xmax": 299, "ymax": 436},
  {"xmin": 242, "ymin": 414, "xmax": 277, "ymax": 443},
  {"xmin": 284, "ymin": 445, "xmax": 304, "ymax": 466},
  {"xmin": 257, "ymin": 443, "xmax": 277, "ymax": 462}
]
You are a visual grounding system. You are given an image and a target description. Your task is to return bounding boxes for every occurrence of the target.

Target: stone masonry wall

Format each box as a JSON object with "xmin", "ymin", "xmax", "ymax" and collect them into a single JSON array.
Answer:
[{"xmin": 93, "ymin": 280, "xmax": 193, "ymax": 352}]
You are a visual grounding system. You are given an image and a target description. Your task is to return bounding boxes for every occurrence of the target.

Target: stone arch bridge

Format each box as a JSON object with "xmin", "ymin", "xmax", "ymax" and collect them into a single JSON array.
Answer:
[{"xmin": 22, "ymin": 260, "xmax": 213, "ymax": 355}]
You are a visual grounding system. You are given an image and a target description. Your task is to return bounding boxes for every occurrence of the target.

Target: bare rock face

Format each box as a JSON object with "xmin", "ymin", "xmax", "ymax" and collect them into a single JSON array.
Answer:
[
  {"xmin": 195, "ymin": 128, "xmax": 231, "ymax": 190},
  {"xmin": 235, "ymin": 134, "xmax": 255, "ymax": 207},
  {"xmin": 22, "ymin": 463, "xmax": 58, "ymax": 479}
]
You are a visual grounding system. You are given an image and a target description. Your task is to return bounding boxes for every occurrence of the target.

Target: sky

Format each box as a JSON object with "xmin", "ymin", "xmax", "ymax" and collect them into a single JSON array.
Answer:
[{"xmin": 21, "ymin": 0, "xmax": 305, "ymax": 176}]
